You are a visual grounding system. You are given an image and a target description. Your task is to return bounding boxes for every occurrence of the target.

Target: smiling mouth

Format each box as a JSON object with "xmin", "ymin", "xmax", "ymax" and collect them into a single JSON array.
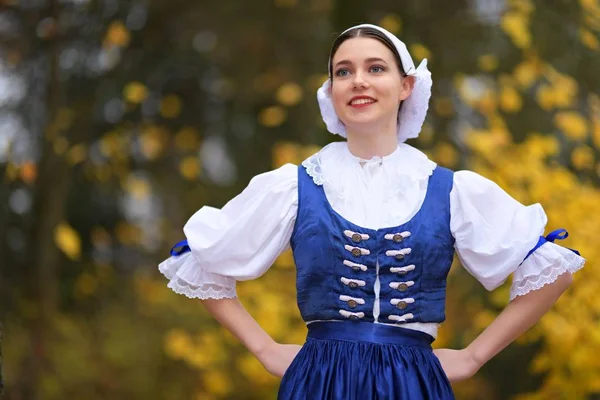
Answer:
[{"xmin": 349, "ymin": 98, "xmax": 376, "ymax": 107}]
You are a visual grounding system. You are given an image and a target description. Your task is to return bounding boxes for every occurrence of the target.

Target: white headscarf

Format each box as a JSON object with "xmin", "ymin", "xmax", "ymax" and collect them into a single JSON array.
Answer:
[{"xmin": 317, "ymin": 24, "xmax": 432, "ymax": 143}]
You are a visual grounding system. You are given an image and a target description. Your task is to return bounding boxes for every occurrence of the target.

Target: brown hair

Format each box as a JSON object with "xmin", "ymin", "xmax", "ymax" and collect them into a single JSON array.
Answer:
[{"xmin": 328, "ymin": 27, "xmax": 406, "ymax": 78}]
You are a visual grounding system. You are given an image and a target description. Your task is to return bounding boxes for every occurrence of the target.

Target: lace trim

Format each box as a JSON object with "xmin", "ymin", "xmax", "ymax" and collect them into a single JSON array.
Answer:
[
  {"xmin": 158, "ymin": 258, "xmax": 237, "ymax": 300},
  {"xmin": 302, "ymin": 155, "xmax": 325, "ymax": 185},
  {"xmin": 167, "ymin": 279, "xmax": 237, "ymax": 300},
  {"xmin": 509, "ymin": 257, "xmax": 585, "ymax": 300}
]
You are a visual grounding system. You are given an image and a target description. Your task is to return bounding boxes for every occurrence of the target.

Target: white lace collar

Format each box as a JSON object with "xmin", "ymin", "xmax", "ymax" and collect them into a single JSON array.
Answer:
[{"xmin": 301, "ymin": 141, "xmax": 437, "ymax": 200}]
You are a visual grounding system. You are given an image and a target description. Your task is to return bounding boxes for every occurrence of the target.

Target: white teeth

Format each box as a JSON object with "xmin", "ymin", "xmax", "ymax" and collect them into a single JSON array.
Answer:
[{"xmin": 350, "ymin": 98, "xmax": 375, "ymax": 105}]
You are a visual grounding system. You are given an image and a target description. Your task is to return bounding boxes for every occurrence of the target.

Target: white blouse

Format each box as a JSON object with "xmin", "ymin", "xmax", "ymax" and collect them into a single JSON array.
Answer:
[{"xmin": 159, "ymin": 142, "xmax": 585, "ymax": 337}]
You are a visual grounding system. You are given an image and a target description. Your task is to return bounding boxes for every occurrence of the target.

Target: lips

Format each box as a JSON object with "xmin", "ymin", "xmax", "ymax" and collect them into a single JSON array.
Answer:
[{"xmin": 349, "ymin": 96, "xmax": 376, "ymax": 107}]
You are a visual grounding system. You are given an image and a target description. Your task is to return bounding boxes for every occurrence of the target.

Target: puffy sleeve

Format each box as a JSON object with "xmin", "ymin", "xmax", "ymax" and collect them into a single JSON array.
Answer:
[
  {"xmin": 158, "ymin": 163, "xmax": 298, "ymax": 300},
  {"xmin": 450, "ymin": 170, "xmax": 585, "ymax": 301}
]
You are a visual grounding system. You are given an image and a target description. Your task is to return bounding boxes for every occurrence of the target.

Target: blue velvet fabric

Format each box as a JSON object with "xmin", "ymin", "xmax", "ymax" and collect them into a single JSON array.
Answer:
[
  {"xmin": 277, "ymin": 321, "xmax": 454, "ymax": 399},
  {"xmin": 290, "ymin": 165, "xmax": 455, "ymax": 325}
]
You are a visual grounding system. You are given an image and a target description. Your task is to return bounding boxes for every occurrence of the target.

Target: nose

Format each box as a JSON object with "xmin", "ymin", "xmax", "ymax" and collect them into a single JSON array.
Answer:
[{"xmin": 352, "ymin": 70, "xmax": 369, "ymax": 89}]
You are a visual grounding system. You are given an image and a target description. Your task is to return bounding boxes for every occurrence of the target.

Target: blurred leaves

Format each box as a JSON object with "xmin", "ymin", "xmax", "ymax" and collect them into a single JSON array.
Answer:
[{"xmin": 1, "ymin": 0, "xmax": 599, "ymax": 399}]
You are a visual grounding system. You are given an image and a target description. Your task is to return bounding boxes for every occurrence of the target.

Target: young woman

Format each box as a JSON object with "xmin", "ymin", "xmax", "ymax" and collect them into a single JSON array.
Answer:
[{"xmin": 159, "ymin": 24, "xmax": 585, "ymax": 399}]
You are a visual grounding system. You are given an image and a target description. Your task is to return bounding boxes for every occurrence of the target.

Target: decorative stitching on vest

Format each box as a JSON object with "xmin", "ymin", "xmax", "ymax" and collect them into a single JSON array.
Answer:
[
  {"xmin": 339, "ymin": 310, "xmax": 365, "ymax": 319},
  {"xmin": 389, "ymin": 313, "xmax": 414, "ymax": 322},
  {"xmin": 390, "ymin": 265, "xmax": 416, "ymax": 274},
  {"xmin": 343, "ymin": 260, "xmax": 368, "ymax": 271},
  {"xmin": 341, "ymin": 277, "xmax": 366, "ymax": 287}
]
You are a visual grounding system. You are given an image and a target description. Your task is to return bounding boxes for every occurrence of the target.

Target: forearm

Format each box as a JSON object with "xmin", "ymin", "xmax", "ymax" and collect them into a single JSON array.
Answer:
[
  {"xmin": 466, "ymin": 272, "xmax": 573, "ymax": 367},
  {"xmin": 202, "ymin": 297, "xmax": 275, "ymax": 356}
]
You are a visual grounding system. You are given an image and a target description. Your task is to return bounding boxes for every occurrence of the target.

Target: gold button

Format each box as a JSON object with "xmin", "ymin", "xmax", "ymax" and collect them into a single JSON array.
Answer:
[
  {"xmin": 395, "ymin": 253, "xmax": 405, "ymax": 260},
  {"xmin": 397, "ymin": 270, "xmax": 407, "ymax": 276},
  {"xmin": 349, "ymin": 315, "xmax": 359, "ymax": 320},
  {"xmin": 396, "ymin": 301, "xmax": 408, "ymax": 310},
  {"xmin": 351, "ymin": 248, "xmax": 362, "ymax": 257},
  {"xmin": 351, "ymin": 233, "xmax": 362, "ymax": 243},
  {"xmin": 397, "ymin": 283, "xmax": 409, "ymax": 292},
  {"xmin": 393, "ymin": 234, "xmax": 404, "ymax": 243},
  {"xmin": 348, "ymin": 282, "xmax": 358, "ymax": 288},
  {"xmin": 347, "ymin": 300, "xmax": 358, "ymax": 308}
]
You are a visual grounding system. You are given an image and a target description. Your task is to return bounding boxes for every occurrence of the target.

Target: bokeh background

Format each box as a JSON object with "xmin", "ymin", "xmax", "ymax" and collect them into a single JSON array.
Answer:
[{"xmin": 1, "ymin": 0, "xmax": 599, "ymax": 399}]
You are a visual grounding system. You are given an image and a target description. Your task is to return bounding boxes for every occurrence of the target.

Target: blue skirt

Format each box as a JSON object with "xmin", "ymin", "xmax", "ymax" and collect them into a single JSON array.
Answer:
[{"xmin": 278, "ymin": 321, "xmax": 454, "ymax": 400}]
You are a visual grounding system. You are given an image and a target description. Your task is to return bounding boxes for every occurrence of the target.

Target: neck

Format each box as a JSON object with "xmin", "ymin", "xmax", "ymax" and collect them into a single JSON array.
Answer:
[{"xmin": 345, "ymin": 125, "xmax": 399, "ymax": 159}]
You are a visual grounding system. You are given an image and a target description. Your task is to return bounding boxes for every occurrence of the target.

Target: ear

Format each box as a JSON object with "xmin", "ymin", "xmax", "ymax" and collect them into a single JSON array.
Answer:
[{"xmin": 399, "ymin": 75, "xmax": 416, "ymax": 101}]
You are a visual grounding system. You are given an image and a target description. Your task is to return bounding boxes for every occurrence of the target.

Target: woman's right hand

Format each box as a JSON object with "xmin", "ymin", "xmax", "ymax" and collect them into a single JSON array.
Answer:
[{"xmin": 255, "ymin": 342, "xmax": 302, "ymax": 377}]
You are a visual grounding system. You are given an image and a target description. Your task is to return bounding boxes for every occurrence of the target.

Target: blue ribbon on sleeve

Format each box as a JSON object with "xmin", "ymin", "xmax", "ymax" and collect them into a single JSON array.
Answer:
[
  {"xmin": 522, "ymin": 228, "xmax": 580, "ymax": 263},
  {"xmin": 170, "ymin": 239, "xmax": 191, "ymax": 256}
]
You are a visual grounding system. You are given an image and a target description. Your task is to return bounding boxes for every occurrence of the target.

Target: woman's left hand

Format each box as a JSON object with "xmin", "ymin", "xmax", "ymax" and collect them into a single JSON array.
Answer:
[{"xmin": 433, "ymin": 348, "xmax": 481, "ymax": 383}]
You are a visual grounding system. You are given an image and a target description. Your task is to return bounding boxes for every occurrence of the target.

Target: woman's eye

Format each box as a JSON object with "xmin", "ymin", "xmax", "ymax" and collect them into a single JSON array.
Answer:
[
  {"xmin": 335, "ymin": 68, "xmax": 350, "ymax": 77},
  {"xmin": 370, "ymin": 65, "xmax": 385, "ymax": 73}
]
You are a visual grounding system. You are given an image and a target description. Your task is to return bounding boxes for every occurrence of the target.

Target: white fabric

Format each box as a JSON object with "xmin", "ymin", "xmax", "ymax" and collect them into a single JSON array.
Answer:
[
  {"xmin": 317, "ymin": 24, "xmax": 432, "ymax": 143},
  {"xmin": 159, "ymin": 141, "xmax": 585, "ymax": 337}
]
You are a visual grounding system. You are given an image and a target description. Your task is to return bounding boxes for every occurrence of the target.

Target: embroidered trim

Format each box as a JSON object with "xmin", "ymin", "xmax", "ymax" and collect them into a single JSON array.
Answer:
[
  {"xmin": 385, "ymin": 248, "xmax": 412, "ymax": 257},
  {"xmin": 389, "ymin": 313, "xmax": 415, "ymax": 322},
  {"xmin": 339, "ymin": 295, "xmax": 366, "ymax": 304},
  {"xmin": 390, "ymin": 298, "xmax": 415, "ymax": 305},
  {"xmin": 339, "ymin": 310, "xmax": 365, "ymax": 319},
  {"xmin": 341, "ymin": 277, "xmax": 366, "ymax": 287},
  {"xmin": 390, "ymin": 265, "xmax": 416, "ymax": 274},
  {"xmin": 510, "ymin": 257, "xmax": 585, "ymax": 300},
  {"xmin": 389, "ymin": 281, "xmax": 415, "ymax": 289},
  {"xmin": 343, "ymin": 230, "xmax": 370, "ymax": 241},
  {"xmin": 345, "ymin": 245, "xmax": 371, "ymax": 255},
  {"xmin": 343, "ymin": 260, "xmax": 368, "ymax": 271},
  {"xmin": 384, "ymin": 232, "xmax": 411, "ymax": 241}
]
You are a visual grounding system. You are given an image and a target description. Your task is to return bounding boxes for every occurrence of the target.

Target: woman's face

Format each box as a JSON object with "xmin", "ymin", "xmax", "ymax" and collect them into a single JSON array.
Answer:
[{"xmin": 330, "ymin": 37, "xmax": 413, "ymax": 133}]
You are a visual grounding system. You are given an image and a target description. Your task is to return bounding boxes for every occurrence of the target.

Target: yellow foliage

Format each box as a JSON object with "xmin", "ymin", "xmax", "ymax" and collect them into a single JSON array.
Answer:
[
  {"xmin": 433, "ymin": 142, "xmax": 459, "ymax": 168},
  {"xmin": 54, "ymin": 221, "xmax": 81, "ymax": 260},
  {"xmin": 499, "ymin": 85, "xmax": 523, "ymax": 113},
  {"xmin": 160, "ymin": 95, "xmax": 182, "ymax": 119},
  {"xmin": 554, "ymin": 111, "xmax": 588, "ymax": 140},
  {"xmin": 580, "ymin": 28, "xmax": 600, "ymax": 50},
  {"xmin": 477, "ymin": 54, "xmax": 498, "ymax": 72},
  {"xmin": 259, "ymin": 105, "xmax": 287, "ymax": 127},
  {"xmin": 140, "ymin": 125, "xmax": 167, "ymax": 160},
  {"xmin": 124, "ymin": 175, "xmax": 151, "ymax": 200},
  {"xmin": 501, "ymin": 11, "xmax": 531, "ymax": 49},
  {"xmin": 202, "ymin": 370, "xmax": 233, "ymax": 396},
  {"xmin": 513, "ymin": 59, "xmax": 539, "ymax": 89},
  {"xmin": 306, "ymin": 73, "xmax": 330, "ymax": 91},
  {"xmin": 433, "ymin": 97, "xmax": 454, "ymax": 117},
  {"xmin": 175, "ymin": 126, "xmax": 200, "ymax": 151},
  {"xmin": 123, "ymin": 81, "xmax": 148, "ymax": 104},
  {"xmin": 104, "ymin": 21, "xmax": 130, "ymax": 48},
  {"xmin": 571, "ymin": 145, "xmax": 595, "ymax": 170},
  {"xmin": 164, "ymin": 329, "xmax": 194, "ymax": 359},
  {"xmin": 74, "ymin": 272, "xmax": 98, "ymax": 297},
  {"xmin": 66, "ymin": 144, "xmax": 87, "ymax": 165},
  {"xmin": 179, "ymin": 156, "xmax": 200, "ymax": 180},
  {"xmin": 379, "ymin": 14, "xmax": 402, "ymax": 34},
  {"xmin": 276, "ymin": 82, "xmax": 304, "ymax": 106},
  {"xmin": 409, "ymin": 43, "xmax": 431, "ymax": 61}
]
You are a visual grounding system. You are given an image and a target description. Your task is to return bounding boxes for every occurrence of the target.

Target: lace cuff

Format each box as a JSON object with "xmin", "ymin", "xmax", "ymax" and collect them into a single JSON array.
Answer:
[
  {"xmin": 158, "ymin": 252, "xmax": 237, "ymax": 299},
  {"xmin": 510, "ymin": 242, "xmax": 585, "ymax": 300}
]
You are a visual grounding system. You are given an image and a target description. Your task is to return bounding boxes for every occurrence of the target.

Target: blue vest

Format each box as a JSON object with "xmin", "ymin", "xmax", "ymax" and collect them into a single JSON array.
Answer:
[{"xmin": 290, "ymin": 165, "xmax": 455, "ymax": 326}]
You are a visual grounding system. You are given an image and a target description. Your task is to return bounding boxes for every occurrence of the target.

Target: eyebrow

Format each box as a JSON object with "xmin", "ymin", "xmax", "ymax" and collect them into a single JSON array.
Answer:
[{"xmin": 333, "ymin": 57, "xmax": 389, "ymax": 68}]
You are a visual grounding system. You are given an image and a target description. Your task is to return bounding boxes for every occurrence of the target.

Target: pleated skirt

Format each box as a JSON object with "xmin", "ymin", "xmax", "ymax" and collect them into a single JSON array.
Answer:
[{"xmin": 278, "ymin": 321, "xmax": 454, "ymax": 400}]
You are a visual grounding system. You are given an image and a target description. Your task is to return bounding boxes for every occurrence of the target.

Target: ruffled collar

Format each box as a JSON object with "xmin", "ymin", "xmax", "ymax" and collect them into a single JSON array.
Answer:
[{"xmin": 302, "ymin": 141, "xmax": 436, "ymax": 200}]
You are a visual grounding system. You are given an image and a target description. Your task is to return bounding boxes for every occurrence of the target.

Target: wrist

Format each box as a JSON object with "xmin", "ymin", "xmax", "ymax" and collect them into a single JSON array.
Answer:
[
  {"xmin": 464, "ymin": 345, "xmax": 486, "ymax": 369},
  {"xmin": 252, "ymin": 338, "xmax": 277, "ymax": 360}
]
